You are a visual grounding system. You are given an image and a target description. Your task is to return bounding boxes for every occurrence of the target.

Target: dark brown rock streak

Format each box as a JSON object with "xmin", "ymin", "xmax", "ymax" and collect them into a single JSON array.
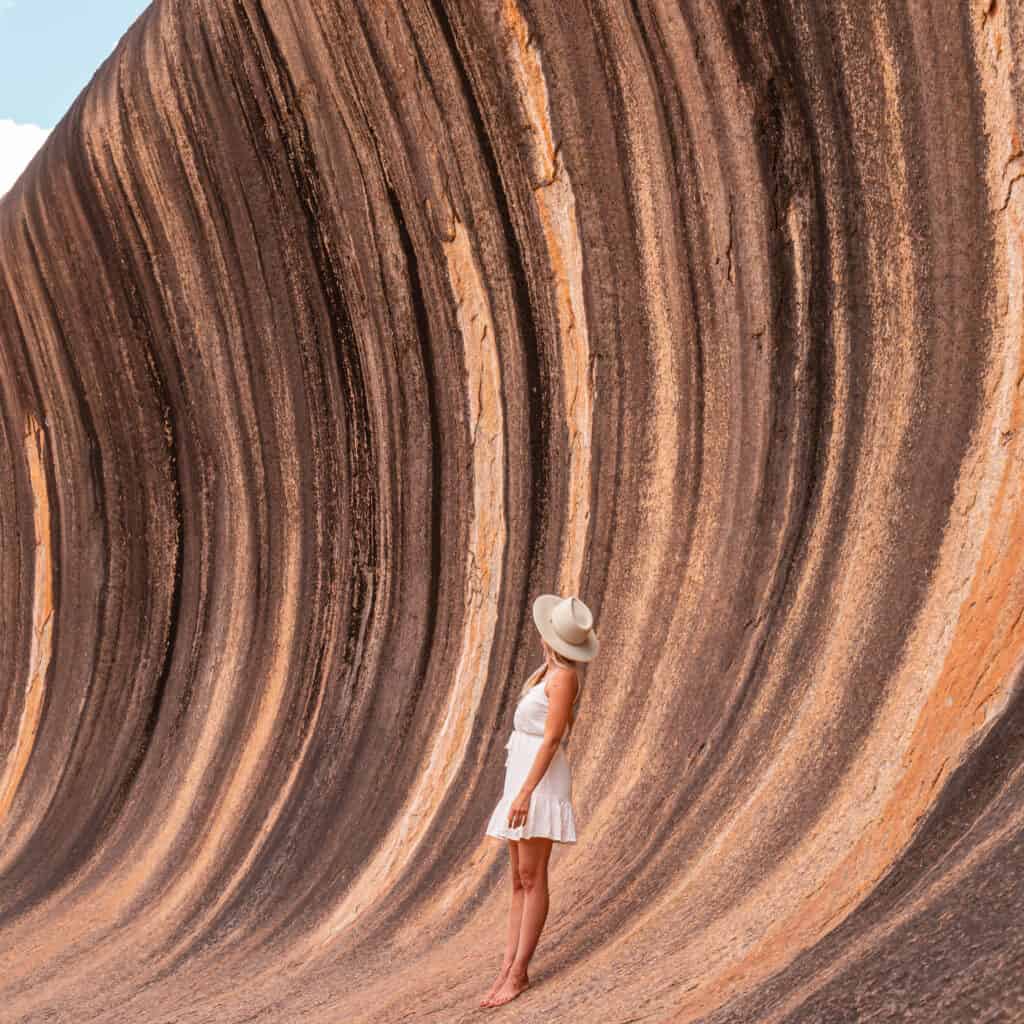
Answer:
[{"xmin": 1, "ymin": 1, "xmax": 1022, "ymax": 1021}]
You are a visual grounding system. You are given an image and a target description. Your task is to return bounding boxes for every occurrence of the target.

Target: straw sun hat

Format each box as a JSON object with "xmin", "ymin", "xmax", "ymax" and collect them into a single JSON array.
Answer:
[{"xmin": 532, "ymin": 594, "xmax": 599, "ymax": 662}]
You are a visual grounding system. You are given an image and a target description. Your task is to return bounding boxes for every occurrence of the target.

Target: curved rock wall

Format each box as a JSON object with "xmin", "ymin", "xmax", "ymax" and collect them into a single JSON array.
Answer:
[{"xmin": 1, "ymin": 1, "xmax": 1022, "ymax": 1021}]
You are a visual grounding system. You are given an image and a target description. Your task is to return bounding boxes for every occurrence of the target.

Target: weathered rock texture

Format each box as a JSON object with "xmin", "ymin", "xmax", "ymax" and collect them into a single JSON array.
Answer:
[{"xmin": 1, "ymin": 1, "xmax": 1023, "ymax": 1021}]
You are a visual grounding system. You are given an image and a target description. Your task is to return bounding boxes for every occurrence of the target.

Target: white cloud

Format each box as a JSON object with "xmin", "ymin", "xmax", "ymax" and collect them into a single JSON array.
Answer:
[{"xmin": 0, "ymin": 119, "xmax": 52, "ymax": 199}]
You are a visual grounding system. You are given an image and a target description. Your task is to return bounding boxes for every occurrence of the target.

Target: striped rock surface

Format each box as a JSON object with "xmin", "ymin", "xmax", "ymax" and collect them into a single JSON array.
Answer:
[{"xmin": 1, "ymin": 1, "xmax": 1023, "ymax": 1021}]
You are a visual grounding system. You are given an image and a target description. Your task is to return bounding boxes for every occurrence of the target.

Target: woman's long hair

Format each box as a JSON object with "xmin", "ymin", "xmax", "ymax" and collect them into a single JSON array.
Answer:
[{"xmin": 519, "ymin": 643, "xmax": 585, "ymax": 746}]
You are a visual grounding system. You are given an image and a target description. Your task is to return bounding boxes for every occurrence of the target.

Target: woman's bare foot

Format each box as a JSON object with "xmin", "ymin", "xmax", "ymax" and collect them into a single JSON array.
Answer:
[
  {"xmin": 487, "ymin": 968, "xmax": 530, "ymax": 1007},
  {"xmin": 479, "ymin": 963, "xmax": 512, "ymax": 1007}
]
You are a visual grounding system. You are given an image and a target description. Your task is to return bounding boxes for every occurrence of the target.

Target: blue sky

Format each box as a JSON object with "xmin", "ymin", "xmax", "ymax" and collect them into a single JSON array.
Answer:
[{"xmin": 1, "ymin": 0, "xmax": 151, "ymax": 195}]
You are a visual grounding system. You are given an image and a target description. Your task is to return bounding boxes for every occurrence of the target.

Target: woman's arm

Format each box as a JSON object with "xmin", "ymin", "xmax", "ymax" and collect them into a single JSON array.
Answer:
[{"xmin": 512, "ymin": 668, "xmax": 578, "ymax": 798}]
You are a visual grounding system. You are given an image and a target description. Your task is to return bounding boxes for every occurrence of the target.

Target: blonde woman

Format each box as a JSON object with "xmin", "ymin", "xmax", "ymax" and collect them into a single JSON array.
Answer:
[{"xmin": 481, "ymin": 594, "xmax": 598, "ymax": 1008}]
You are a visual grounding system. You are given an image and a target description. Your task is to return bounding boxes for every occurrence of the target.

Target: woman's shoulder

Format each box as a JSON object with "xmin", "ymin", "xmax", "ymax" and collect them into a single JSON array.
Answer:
[{"xmin": 545, "ymin": 665, "xmax": 580, "ymax": 699}]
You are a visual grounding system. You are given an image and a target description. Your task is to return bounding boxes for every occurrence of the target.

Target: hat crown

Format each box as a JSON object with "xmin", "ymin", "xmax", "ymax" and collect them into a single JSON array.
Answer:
[{"xmin": 551, "ymin": 596, "xmax": 593, "ymax": 644}]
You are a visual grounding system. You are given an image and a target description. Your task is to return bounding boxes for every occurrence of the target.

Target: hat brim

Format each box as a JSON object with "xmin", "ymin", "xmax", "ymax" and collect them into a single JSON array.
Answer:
[{"xmin": 532, "ymin": 594, "xmax": 599, "ymax": 662}]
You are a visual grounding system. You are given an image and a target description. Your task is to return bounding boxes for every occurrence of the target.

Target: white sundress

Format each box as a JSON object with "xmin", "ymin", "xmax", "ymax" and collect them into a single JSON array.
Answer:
[{"xmin": 484, "ymin": 670, "xmax": 579, "ymax": 843}]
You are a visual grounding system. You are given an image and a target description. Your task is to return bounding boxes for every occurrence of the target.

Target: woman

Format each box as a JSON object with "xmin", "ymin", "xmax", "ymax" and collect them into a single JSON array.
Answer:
[{"xmin": 480, "ymin": 593, "xmax": 599, "ymax": 1008}]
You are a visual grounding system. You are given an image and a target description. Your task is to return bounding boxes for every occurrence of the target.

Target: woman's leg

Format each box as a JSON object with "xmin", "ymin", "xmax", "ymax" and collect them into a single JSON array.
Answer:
[
  {"xmin": 480, "ymin": 841, "xmax": 525, "ymax": 1006},
  {"xmin": 488, "ymin": 836, "xmax": 553, "ymax": 1005}
]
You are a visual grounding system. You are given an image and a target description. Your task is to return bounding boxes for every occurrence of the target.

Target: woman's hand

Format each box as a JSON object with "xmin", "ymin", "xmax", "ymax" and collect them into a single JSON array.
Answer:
[{"xmin": 507, "ymin": 788, "xmax": 532, "ymax": 829}]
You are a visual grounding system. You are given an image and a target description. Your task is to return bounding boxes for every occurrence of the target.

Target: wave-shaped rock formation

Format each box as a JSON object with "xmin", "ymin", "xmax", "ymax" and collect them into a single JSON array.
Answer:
[{"xmin": 2, "ymin": 0, "xmax": 1023, "ymax": 1020}]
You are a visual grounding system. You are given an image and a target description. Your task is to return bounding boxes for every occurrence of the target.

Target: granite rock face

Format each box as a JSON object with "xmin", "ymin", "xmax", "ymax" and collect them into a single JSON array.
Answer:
[{"xmin": 1, "ymin": 1, "xmax": 1023, "ymax": 1021}]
